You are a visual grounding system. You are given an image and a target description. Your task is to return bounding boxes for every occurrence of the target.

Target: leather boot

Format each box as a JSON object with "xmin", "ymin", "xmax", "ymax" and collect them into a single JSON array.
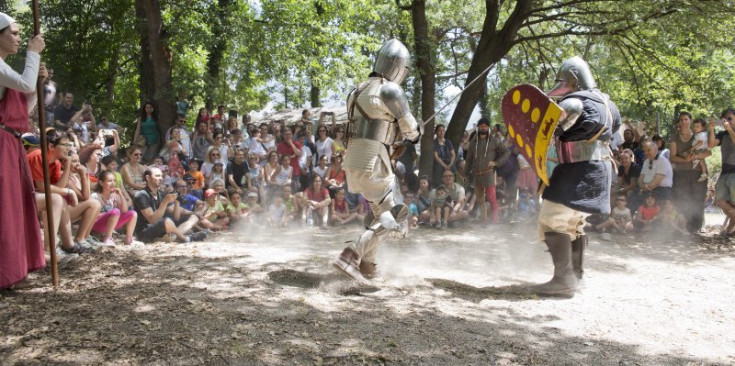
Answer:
[
  {"xmin": 572, "ymin": 235, "xmax": 587, "ymax": 280},
  {"xmin": 530, "ymin": 232, "xmax": 578, "ymax": 298},
  {"xmin": 333, "ymin": 247, "xmax": 366, "ymax": 282},
  {"xmin": 359, "ymin": 261, "xmax": 377, "ymax": 279}
]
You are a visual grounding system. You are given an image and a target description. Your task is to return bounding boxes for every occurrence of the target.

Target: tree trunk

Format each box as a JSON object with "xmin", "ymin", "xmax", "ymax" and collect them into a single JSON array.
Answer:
[
  {"xmin": 310, "ymin": 82, "xmax": 321, "ymax": 107},
  {"xmin": 106, "ymin": 49, "xmax": 118, "ymax": 108},
  {"xmin": 135, "ymin": 0, "xmax": 177, "ymax": 133},
  {"xmin": 410, "ymin": 0, "xmax": 436, "ymax": 179},
  {"xmin": 445, "ymin": 0, "xmax": 533, "ymax": 149},
  {"xmin": 206, "ymin": 0, "xmax": 231, "ymax": 110}
]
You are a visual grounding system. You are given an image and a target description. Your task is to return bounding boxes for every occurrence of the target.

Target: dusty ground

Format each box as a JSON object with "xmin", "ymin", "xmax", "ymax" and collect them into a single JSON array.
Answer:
[{"xmin": 1, "ymin": 216, "xmax": 734, "ymax": 366}]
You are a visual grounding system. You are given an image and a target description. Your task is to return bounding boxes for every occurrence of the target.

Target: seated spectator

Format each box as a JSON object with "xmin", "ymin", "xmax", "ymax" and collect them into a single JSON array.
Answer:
[
  {"xmin": 174, "ymin": 179, "xmax": 201, "ymax": 211},
  {"xmin": 247, "ymin": 154, "xmax": 266, "ymax": 200},
  {"xmin": 330, "ymin": 188, "xmax": 358, "ymax": 226},
  {"xmin": 207, "ymin": 162, "xmax": 226, "ymax": 188},
  {"xmin": 196, "ymin": 189, "xmax": 229, "ymax": 231},
  {"xmin": 280, "ymin": 185, "xmax": 299, "ymax": 222},
  {"xmin": 64, "ymin": 152, "xmax": 104, "ymax": 247},
  {"xmin": 405, "ymin": 193, "xmax": 419, "ymax": 229},
  {"xmin": 517, "ymin": 187, "xmax": 538, "ymax": 220},
  {"xmin": 296, "ymin": 131, "xmax": 313, "ymax": 190},
  {"xmin": 325, "ymin": 155, "xmax": 346, "ymax": 198},
  {"xmin": 227, "ymin": 190, "xmax": 250, "ymax": 222},
  {"xmin": 430, "ymin": 170, "xmax": 470, "ymax": 225},
  {"xmin": 634, "ymin": 194, "xmax": 660, "ymax": 232},
  {"xmin": 313, "ymin": 154, "xmax": 329, "ymax": 181},
  {"xmin": 617, "ymin": 149, "xmax": 641, "ymax": 210},
  {"xmin": 200, "ymin": 147, "xmax": 222, "ymax": 183},
  {"xmin": 211, "ymin": 178, "xmax": 231, "ymax": 206},
  {"xmin": 27, "ymin": 131, "xmax": 96, "ymax": 254},
  {"xmin": 79, "ymin": 143, "xmax": 103, "ymax": 184},
  {"xmin": 162, "ymin": 127, "xmax": 187, "ymax": 179},
  {"xmin": 121, "ymin": 147, "xmax": 147, "ymax": 195},
  {"xmin": 270, "ymin": 153, "xmax": 293, "ymax": 199},
  {"xmin": 100, "ymin": 155, "xmax": 133, "ymax": 207},
  {"xmin": 186, "ymin": 160, "xmax": 205, "ymax": 194},
  {"xmin": 638, "ymin": 141, "xmax": 673, "ymax": 202},
  {"xmin": 266, "ymin": 195, "xmax": 290, "ymax": 228},
  {"xmin": 133, "ymin": 167, "xmax": 204, "ymax": 243},
  {"xmin": 183, "ymin": 174, "xmax": 203, "ymax": 200},
  {"xmin": 247, "ymin": 126, "xmax": 268, "ymax": 165},
  {"xmin": 91, "ymin": 171, "xmax": 139, "ymax": 245},
  {"xmin": 430, "ymin": 185, "xmax": 453, "ymax": 229},
  {"xmin": 298, "ymin": 175, "xmax": 331, "ymax": 227},
  {"xmin": 245, "ymin": 191, "xmax": 265, "ymax": 224},
  {"xmin": 226, "ymin": 148, "xmax": 249, "ymax": 193},
  {"xmin": 415, "ymin": 175, "xmax": 433, "ymax": 224},
  {"xmin": 658, "ymin": 198, "xmax": 688, "ymax": 235},
  {"xmin": 596, "ymin": 195, "xmax": 633, "ymax": 233}
]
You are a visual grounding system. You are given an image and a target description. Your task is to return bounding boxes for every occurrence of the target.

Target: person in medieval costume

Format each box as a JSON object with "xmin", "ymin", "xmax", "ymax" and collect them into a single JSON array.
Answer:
[
  {"xmin": 464, "ymin": 117, "xmax": 510, "ymax": 223},
  {"xmin": 0, "ymin": 12, "xmax": 47, "ymax": 290},
  {"xmin": 532, "ymin": 56, "xmax": 620, "ymax": 298},
  {"xmin": 332, "ymin": 39, "xmax": 421, "ymax": 281}
]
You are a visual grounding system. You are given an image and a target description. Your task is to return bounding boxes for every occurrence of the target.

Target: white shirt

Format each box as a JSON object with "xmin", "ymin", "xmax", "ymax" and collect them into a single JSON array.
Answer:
[
  {"xmin": 299, "ymin": 144, "xmax": 312, "ymax": 171},
  {"xmin": 315, "ymin": 137, "xmax": 334, "ymax": 163},
  {"xmin": 641, "ymin": 154, "xmax": 673, "ymax": 188},
  {"xmin": 0, "ymin": 51, "xmax": 40, "ymax": 113},
  {"xmin": 693, "ymin": 131, "xmax": 708, "ymax": 152}
]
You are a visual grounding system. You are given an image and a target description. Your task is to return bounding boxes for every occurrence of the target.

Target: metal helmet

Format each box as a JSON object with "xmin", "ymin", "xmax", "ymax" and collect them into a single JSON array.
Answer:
[
  {"xmin": 373, "ymin": 39, "xmax": 411, "ymax": 84},
  {"xmin": 547, "ymin": 56, "xmax": 596, "ymax": 97}
]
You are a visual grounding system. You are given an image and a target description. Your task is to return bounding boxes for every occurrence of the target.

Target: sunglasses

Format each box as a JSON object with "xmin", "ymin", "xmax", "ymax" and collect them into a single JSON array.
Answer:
[{"xmin": 211, "ymin": 154, "xmax": 221, "ymax": 157}]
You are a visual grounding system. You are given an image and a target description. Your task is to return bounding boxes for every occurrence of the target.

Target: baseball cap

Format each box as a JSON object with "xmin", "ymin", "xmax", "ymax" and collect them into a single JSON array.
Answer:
[
  {"xmin": 204, "ymin": 189, "xmax": 216, "ymax": 198},
  {"xmin": 182, "ymin": 173, "xmax": 195, "ymax": 182},
  {"xmin": 21, "ymin": 133, "xmax": 40, "ymax": 147},
  {"xmin": 247, "ymin": 192, "xmax": 258, "ymax": 198}
]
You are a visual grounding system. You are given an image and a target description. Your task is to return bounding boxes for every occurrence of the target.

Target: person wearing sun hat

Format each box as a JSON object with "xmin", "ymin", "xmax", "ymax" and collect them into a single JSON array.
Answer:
[{"xmin": 0, "ymin": 12, "xmax": 49, "ymax": 290}]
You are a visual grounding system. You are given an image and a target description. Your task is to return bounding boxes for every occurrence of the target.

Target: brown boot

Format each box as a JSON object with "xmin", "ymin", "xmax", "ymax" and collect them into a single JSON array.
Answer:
[
  {"xmin": 333, "ymin": 247, "xmax": 367, "ymax": 282},
  {"xmin": 359, "ymin": 261, "xmax": 377, "ymax": 279},
  {"xmin": 529, "ymin": 232, "xmax": 578, "ymax": 298},
  {"xmin": 572, "ymin": 235, "xmax": 587, "ymax": 281}
]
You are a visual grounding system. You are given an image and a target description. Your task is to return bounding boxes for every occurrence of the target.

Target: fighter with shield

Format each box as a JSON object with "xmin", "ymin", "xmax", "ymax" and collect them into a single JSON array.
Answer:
[
  {"xmin": 502, "ymin": 56, "xmax": 621, "ymax": 298},
  {"xmin": 332, "ymin": 39, "xmax": 421, "ymax": 282}
]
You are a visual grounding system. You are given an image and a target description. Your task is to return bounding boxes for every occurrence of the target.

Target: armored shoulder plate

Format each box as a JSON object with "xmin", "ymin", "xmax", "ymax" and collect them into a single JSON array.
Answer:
[{"xmin": 380, "ymin": 82, "xmax": 410, "ymax": 120}]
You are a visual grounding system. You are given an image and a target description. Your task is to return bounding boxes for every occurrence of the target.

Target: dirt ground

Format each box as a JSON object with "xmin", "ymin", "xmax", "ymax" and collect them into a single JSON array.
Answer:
[{"xmin": 1, "ymin": 216, "xmax": 734, "ymax": 366}]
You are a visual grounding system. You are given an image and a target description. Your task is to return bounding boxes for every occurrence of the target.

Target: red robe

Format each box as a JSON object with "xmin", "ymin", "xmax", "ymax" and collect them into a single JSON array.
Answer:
[{"xmin": 0, "ymin": 88, "xmax": 45, "ymax": 289}]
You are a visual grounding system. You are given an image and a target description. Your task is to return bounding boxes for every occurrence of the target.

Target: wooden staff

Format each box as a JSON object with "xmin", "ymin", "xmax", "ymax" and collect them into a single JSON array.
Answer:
[{"xmin": 32, "ymin": 0, "xmax": 59, "ymax": 287}]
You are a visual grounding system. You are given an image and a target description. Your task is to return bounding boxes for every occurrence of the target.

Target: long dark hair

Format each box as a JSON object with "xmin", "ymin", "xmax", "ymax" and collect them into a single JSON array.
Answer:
[
  {"xmin": 95, "ymin": 170, "xmax": 116, "ymax": 193},
  {"xmin": 139, "ymin": 101, "xmax": 158, "ymax": 121}
]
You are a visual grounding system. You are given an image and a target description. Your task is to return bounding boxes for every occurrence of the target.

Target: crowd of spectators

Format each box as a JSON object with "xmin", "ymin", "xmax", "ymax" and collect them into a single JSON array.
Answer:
[{"xmin": 25, "ymin": 75, "xmax": 735, "ymax": 272}]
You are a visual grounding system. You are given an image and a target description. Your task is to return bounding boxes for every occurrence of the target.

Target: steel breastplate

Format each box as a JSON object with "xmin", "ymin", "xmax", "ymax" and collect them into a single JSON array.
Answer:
[
  {"xmin": 556, "ymin": 139, "xmax": 611, "ymax": 164},
  {"xmin": 350, "ymin": 115, "xmax": 397, "ymax": 146}
]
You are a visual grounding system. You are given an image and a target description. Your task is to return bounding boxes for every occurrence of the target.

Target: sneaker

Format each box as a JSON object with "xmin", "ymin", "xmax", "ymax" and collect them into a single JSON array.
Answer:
[
  {"xmin": 57, "ymin": 252, "xmax": 80, "ymax": 268},
  {"xmin": 188, "ymin": 231, "xmax": 207, "ymax": 242},
  {"xmin": 99, "ymin": 237, "xmax": 116, "ymax": 247},
  {"xmin": 83, "ymin": 237, "xmax": 104, "ymax": 248},
  {"xmin": 62, "ymin": 243, "xmax": 96, "ymax": 254}
]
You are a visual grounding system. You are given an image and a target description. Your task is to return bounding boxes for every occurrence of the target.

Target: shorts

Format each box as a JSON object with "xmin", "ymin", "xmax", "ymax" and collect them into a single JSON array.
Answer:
[
  {"xmin": 538, "ymin": 200, "xmax": 589, "ymax": 241},
  {"xmin": 715, "ymin": 173, "xmax": 735, "ymax": 203}
]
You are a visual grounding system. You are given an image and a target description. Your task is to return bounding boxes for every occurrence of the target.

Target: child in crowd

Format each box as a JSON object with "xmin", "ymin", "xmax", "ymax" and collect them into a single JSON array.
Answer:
[
  {"xmin": 227, "ymin": 190, "xmax": 250, "ymax": 222},
  {"xmin": 691, "ymin": 118, "xmax": 709, "ymax": 182},
  {"xmin": 245, "ymin": 191, "xmax": 265, "ymax": 224},
  {"xmin": 634, "ymin": 194, "xmax": 660, "ymax": 232},
  {"xmin": 330, "ymin": 188, "xmax": 358, "ymax": 226},
  {"xmin": 197, "ymin": 189, "xmax": 229, "ymax": 231},
  {"xmin": 430, "ymin": 185, "xmax": 453, "ymax": 229},
  {"xmin": 187, "ymin": 160, "xmax": 205, "ymax": 194},
  {"xmin": 160, "ymin": 165, "xmax": 174, "ymax": 192},
  {"xmin": 313, "ymin": 154, "xmax": 329, "ymax": 181},
  {"xmin": 211, "ymin": 179, "xmax": 231, "ymax": 207},
  {"xmin": 267, "ymin": 195, "xmax": 290, "ymax": 228},
  {"xmin": 516, "ymin": 188, "xmax": 538, "ymax": 220},
  {"xmin": 207, "ymin": 161, "xmax": 226, "ymax": 187},
  {"xmin": 100, "ymin": 155, "xmax": 133, "ymax": 207},
  {"xmin": 597, "ymin": 195, "xmax": 633, "ymax": 233},
  {"xmin": 658, "ymin": 198, "xmax": 688, "ymax": 235},
  {"xmin": 405, "ymin": 193, "xmax": 419, "ymax": 229},
  {"xmin": 280, "ymin": 186, "xmax": 299, "ymax": 222}
]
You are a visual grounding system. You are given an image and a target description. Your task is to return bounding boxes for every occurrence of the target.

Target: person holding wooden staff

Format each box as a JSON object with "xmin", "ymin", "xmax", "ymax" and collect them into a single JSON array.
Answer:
[
  {"xmin": 464, "ymin": 117, "xmax": 510, "ymax": 223},
  {"xmin": 0, "ymin": 12, "xmax": 47, "ymax": 290}
]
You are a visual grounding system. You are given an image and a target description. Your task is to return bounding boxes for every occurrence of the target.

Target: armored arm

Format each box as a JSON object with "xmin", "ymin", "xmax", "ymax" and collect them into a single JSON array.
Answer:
[
  {"xmin": 556, "ymin": 97, "xmax": 584, "ymax": 132},
  {"xmin": 381, "ymin": 83, "xmax": 420, "ymax": 142}
]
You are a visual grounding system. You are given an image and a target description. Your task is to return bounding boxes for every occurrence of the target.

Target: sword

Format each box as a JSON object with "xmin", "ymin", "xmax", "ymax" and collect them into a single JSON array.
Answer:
[{"xmin": 420, "ymin": 63, "xmax": 496, "ymax": 128}]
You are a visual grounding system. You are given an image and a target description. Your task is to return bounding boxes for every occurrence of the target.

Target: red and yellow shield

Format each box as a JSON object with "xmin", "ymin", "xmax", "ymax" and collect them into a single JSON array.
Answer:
[{"xmin": 501, "ymin": 84, "xmax": 562, "ymax": 186}]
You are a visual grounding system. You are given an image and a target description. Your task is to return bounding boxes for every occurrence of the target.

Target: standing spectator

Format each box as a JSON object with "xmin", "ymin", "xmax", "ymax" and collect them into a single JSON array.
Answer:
[
  {"xmin": 247, "ymin": 126, "xmax": 268, "ymax": 165},
  {"xmin": 191, "ymin": 120, "xmax": 213, "ymax": 161},
  {"xmin": 0, "ymin": 14, "xmax": 46, "ymax": 289},
  {"xmin": 133, "ymin": 167, "xmax": 204, "ymax": 243},
  {"xmin": 463, "ymin": 118, "xmax": 509, "ymax": 223},
  {"xmin": 163, "ymin": 127, "xmax": 186, "ymax": 179},
  {"xmin": 638, "ymin": 141, "xmax": 674, "ymax": 202},
  {"xmin": 516, "ymin": 153, "xmax": 538, "ymax": 194},
  {"xmin": 165, "ymin": 116, "xmax": 191, "ymax": 160},
  {"xmin": 226, "ymin": 148, "xmax": 249, "ymax": 193},
  {"xmin": 258, "ymin": 123, "xmax": 276, "ymax": 157},
  {"xmin": 91, "ymin": 171, "xmax": 138, "ymax": 246},
  {"xmin": 195, "ymin": 107, "xmax": 210, "ymax": 125},
  {"xmin": 43, "ymin": 67, "xmax": 57, "ymax": 123},
  {"xmin": 497, "ymin": 141, "xmax": 520, "ymax": 207},
  {"xmin": 710, "ymin": 109, "xmax": 735, "ymax": 234},
  {"xmin": 176, "ymin": 91, "xmax": 190, "ymax": 117},
  {"xmin": 212, "ymin": 105, "xmax": 227, "ymax": 127},
  {"xmin": 332, "ymin": 126, "xmax": 347, "ymax": 157},
  {"xmin": 121, "ymin": 147, "xmax": 148, "ymax": 195},
  {"xmin": 432, "ymin": 124, "xmax": 456, "ymax": 188},
  {"xmin": 276, "ymin": 127, "xmax": 302, "ymax": 190},
  {"xmin": 53, "ymin": 92, "xmax": 78, "ymax": 130},
  {"xmin": 133, "ymin": 101, "xmax": 161, "ymax": 163},
  {"xmin": 314, "ymin": 124, "xmax": 334, "ymax": 164},
  {"xmin": 620, "ymin": 120, "xmax": 643, "ymax": 166},
  {"xmin": 652, "ymin": 135, "xmax": 669, "ymax": 160},
  {"xmin": 670, "ymin": 111, "xmax": 709, "ymax": 233}
]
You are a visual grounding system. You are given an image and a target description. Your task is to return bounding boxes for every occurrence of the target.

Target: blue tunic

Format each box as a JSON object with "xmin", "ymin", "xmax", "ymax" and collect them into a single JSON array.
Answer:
[{"xmin": 542, "ymin": 89, "xmax": 621, "ymax": 214}]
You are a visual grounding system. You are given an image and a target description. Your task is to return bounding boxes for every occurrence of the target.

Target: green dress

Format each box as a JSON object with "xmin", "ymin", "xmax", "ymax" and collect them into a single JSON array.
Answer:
[{"xmin": 141, "ymin": 117, "xmax": 160, "ymax": 146}]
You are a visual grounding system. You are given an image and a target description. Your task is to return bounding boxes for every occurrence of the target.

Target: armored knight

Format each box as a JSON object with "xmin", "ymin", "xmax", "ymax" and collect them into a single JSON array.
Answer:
[
  {"xmin": 333, "ymin": 39, "xmax": 421, "ymax": 282},
  {"xmin": 532, "ymin": 56, "xmax": 620, "ymax": 297}
]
